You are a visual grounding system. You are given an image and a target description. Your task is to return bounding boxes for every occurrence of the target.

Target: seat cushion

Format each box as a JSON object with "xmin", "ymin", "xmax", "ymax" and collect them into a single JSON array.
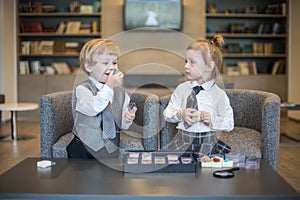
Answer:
[
  {"xmin": 52, "ymin": 132, "xmax": 74, "ymax": 158},
  {"xmin": 217, "ymin": 127, "xmax": 262, "ymax": 158},
  {"xmin": 52, "ymin": 131, "xmax": 144, "ymax": 158}
]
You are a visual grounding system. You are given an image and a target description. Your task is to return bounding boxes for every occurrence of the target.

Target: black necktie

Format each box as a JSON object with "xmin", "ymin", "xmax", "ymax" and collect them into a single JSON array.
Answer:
[
  {"xmin": 193, "ymin": 86, "xmax": 204, "ymax": 95},
  {"xmin": 184, "ymin": 86, "xmax": 204, "ymax": 129}
]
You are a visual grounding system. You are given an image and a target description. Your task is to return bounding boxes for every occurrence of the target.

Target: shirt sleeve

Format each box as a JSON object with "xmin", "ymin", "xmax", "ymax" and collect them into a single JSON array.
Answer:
[
  {"xmin": 163, "ymin": 87, "xmax": 183, "ymax": 123},
  {"xmin": 75, "ymin": 84, "xmax": 113, "ymax": 116},
  {"xmin": 211, "ymin": 93, "xmax": 234, "ymax": 132},
  {"xmin": 121, "ymin": 92, "xmax": 132, "ymax": 130}
]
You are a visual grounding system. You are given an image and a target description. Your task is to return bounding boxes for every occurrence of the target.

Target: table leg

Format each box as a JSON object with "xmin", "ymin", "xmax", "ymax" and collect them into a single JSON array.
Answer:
[{"xmin": 11, "ymin": 111, "xmax": 18, "ymax": 141}]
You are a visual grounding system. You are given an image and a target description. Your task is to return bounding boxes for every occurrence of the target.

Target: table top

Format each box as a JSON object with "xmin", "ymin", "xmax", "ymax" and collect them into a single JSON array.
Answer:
[
  {"xmin": 281, "ymin": 103, "xmax": 300, "ymax": 110},
  {"xmin": 0, "ymin": 158, "xmax": 298, "ymax": 200},
  {"xmin": 0, "ymin": 103, "xmax": 39, "ymax": 111}
]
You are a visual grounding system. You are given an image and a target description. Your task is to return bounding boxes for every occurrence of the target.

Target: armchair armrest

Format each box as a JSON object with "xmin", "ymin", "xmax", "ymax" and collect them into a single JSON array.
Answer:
[
  {"xmin": 40, "ymin": 91, "xmax": 74, "ymax": 158},
  {"xmin": 128, "ymin": 91, "xmax": 159, "ymax": 151},
  {"xmin": 225, "ymin": 89, "xmax": 281, "ymax": 170}
]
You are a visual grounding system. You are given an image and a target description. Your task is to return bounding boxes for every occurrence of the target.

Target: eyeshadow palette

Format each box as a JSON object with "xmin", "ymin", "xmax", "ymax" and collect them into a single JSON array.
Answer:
[{"xmin": 123, "ymin": 151, "xmax": 197, "ymax": 173}]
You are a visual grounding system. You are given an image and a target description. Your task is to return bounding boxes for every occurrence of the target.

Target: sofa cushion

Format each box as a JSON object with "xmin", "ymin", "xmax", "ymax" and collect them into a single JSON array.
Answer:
[
  {"xmin": 52, "ymin": 132, "xmax": 74, "ymax": 158},
  {"xmin": 217, "ymin": 127, "xmax": 262, "ymax": 159},
  {"xmin": 119, "ymin": 131, "xmax": 144, "ymax": 155},
  {"xmin": 52, "ymin": 131, "xmax": 144, "ymax": 158}
]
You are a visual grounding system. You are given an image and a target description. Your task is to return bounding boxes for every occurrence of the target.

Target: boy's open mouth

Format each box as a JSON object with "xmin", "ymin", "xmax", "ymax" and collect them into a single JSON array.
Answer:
[{"xmin": 104, "ymin": 70, "xmax": 112, "ymax": 75}]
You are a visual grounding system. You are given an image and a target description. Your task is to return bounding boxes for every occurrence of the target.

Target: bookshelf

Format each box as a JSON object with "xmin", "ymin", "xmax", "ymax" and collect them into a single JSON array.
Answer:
[
  {"xmin": 17, "ymin": 0, "xmax": 101, "ymax": 120},
  {"xmin": 17, "ymin": 0, "xmax": 101, "ymax": 75},
  {"xmin": 205, "ymin": 0, "xmax": 288, "ymax": 100}
]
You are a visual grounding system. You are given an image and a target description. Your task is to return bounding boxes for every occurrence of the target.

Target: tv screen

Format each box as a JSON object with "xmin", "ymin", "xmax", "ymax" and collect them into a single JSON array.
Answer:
[{"xmin": 124, "ymin": 0, "xmax": 183, "ymax": 31}]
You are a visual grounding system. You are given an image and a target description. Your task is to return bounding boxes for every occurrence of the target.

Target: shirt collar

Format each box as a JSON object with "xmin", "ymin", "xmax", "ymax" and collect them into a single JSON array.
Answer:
[
  {"xmin": 88, "ymin": 76, "xmax": 104, "ymax": 91},
  {"xmin": 191, "ymin": 79, "xmax": 215, "ymax": 90}
]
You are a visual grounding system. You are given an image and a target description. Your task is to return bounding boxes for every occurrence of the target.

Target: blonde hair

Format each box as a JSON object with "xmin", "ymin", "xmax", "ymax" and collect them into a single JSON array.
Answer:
[
  {"xmin": 187, "ymin": 34, "xmax": 224, "ymax": 78},
  {"xmin": 79, "ymin": 39, "xmax": 120, "ymax": 74}
]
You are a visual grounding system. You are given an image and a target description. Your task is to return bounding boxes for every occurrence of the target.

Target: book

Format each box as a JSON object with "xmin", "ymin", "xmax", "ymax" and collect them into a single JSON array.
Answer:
[
  {"xmin": 257, "ymin": 23, "xmax": 264, "ymax": 34},
  {"xmin": 65, "ymin": 21, "xmax": 81, "ymax": 34},
  {"xmin": 271, "ymin": 60, "xmax": 281, "ymax": 75},
  {"xmin": 226, "ymin": 66, "xmax": 240, "ymax": 76},
  {"xmin": 56, "ymin": 22, "xmax": 66, "ymax": 34},
  {"xmin": 21, "ymin": 41, "xmax": 31, "ymax": 54},
  {"xmin": 92, "ymin": 21, "xmax": 98, "ymax": 33},
  {"xmin": 53, "ymin": 41, "xmax": 66, "ymax": 53},
  {"xmin": 30, "ymin": 60, "xmax": 41, "ymax": 74},
  {"xmin": 79, "ymin": 5, "xmax": 93, "ymax": 14},
  {"xmin": 276, "ymin": 60, "xmax": 285, "ymax": 74},
  {"xmin": 248, "ymin": 61, "xmax": 257, "ymax": 75},
  {"xmin": 52, "ymin": 62, "xmax": 71, "ymax": 74},
  {"xmin": 263, "ymin": 43, "xmax": 273, "ymax": 55},
  {"xmin": 40, "ymin": 41, "xmax": 54, "ymax": 55},
  {"xmin": 78, "ymin": 24, "xmax": 91, "ymax": 34},
  {"xmin": 19, "ymin": 60, "xmax": 30, "ymax": 75},
  {"xmin": 237, "ymin": 62, "xmax": 249, "ymax": 75},
  {"xmin": 65, "ymin": 42, "xmax": 80, "ymax": 54},
  {"xmin": 30, "ymin": 41, "xmax": 41, "ymax": 54},
  {"xmin": 253, "ymin": 42, "xmax": 264, "ymax": 54}
]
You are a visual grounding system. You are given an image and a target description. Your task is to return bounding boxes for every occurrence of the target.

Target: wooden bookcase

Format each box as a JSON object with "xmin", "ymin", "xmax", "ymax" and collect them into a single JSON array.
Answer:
[
  {"xmin": 206, "ymin": 0, "xmax": 288, "ymax": 101},
  {"xmin": 17, "ymin": 0, "xmax": 101, "ymax": 74},
  {"xmin": 17, "ymin": 0, "xmax": 101, "ymax": 120}
]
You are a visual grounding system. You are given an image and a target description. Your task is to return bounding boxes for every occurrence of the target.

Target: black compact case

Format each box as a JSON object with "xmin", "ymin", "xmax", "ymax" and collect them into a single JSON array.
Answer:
[{"xmin": 123, "ymin": 151, "xmax": 197, "ymax": 173}]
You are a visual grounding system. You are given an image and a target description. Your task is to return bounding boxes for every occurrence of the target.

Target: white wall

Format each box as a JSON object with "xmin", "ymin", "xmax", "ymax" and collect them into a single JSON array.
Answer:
[
  {"xmin": 0, "ymin": 0, "xmax": 17, "ymax": 122},
  {"xmin": 288, "ymin": 0, "xmax": 300, "ymax": 120}
]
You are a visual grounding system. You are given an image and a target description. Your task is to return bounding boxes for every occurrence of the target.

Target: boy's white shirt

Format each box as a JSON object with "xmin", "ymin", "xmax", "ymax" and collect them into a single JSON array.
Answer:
[
  {"xmin": 164, "ymin": 79, "xmax": 234, "ymax": 133},
  {"xmin": 75, "ymin": 76, "xmax": 132, "ymax": 130}
]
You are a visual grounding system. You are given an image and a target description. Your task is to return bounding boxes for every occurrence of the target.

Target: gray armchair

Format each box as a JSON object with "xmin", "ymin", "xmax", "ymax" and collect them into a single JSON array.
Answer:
[
  {"xmin": 159, "ymin": 89, "xmax": 281, "ymax": 171},
  {"xmin": 40, "ymin": 90, "xmax": 159, "ymax": 158}
]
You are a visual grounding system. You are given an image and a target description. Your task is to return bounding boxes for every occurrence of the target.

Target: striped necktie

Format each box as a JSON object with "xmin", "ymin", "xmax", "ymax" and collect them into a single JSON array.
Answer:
[
  {"xmin": 101, "ymin": 103, "xmax": 116, "ymax": 139},
  {"xmin": 184, "ymin": 86, "xmax": 204, "ymax": 129}
]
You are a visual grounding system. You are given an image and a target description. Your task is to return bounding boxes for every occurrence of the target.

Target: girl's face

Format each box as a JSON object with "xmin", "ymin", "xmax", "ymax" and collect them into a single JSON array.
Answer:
[
  {"xmin": 85, "ymin": 54, "xmax": 118, "ymax": 83},
  {"xmin": 185, "ymin": 49, "xmax": 208, "ymax": 83}
]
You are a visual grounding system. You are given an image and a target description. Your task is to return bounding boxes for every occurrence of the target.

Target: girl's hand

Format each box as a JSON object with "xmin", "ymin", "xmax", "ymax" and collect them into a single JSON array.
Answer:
[
  {"xmin": 178, "ymin": 108, "xmax": 199, "ymax": 126},
  {"xmin": 200, "ymin": 111, "xmax": 212, "ymax": 127}
]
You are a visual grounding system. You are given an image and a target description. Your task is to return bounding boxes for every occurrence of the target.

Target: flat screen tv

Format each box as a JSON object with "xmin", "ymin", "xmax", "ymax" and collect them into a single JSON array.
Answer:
[{"xmin": 124, "ymin": 0, "xmax": 183, "ymax": 31}]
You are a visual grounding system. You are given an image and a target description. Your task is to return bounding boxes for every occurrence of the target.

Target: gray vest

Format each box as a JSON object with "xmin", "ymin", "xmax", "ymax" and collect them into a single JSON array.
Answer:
[{"xmin": 72, "ymin": 80, "xmax": 125, "ymax": 153}]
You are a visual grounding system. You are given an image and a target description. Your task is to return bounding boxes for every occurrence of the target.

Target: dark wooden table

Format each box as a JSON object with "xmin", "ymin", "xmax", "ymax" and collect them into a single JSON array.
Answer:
[{"xmin": 0, "ymin": 157, "xmax": 298, "ymax": 199}]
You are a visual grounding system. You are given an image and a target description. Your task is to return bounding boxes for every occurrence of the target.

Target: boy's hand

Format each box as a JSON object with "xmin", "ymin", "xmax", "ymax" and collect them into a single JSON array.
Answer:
[
  {"xmin": 106, "ymin": 70, "xmax": 124, "ymax": 89},
  {"xmin": 124, "ymin": 106, "xmax": 137, "ymax": 123}
]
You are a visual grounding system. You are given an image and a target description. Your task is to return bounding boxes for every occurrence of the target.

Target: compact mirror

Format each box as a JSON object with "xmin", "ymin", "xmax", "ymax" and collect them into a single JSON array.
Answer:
[{"xmin": 213, "ymin": 171, "xmax": 234, "ymax": 178}]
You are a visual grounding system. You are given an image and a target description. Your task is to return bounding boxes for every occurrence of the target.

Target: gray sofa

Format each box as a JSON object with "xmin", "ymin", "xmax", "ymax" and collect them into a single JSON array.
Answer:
[
  {"xmin": 159, "ymin": 89, "xmax": 281, "ymax": 171},
  {"xmin": 40, "ymin": 90, "xmax": 159, "ymax": 158}
]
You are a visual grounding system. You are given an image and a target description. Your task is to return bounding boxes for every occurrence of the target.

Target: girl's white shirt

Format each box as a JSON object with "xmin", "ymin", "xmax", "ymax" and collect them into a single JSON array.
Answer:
[{"xmin": 164, "ymin": 79, "xmax": 234, "ymax": 133}]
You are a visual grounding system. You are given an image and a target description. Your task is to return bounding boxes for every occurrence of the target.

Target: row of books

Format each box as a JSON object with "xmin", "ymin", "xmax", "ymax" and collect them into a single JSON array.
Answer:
[
  {"xmin": 20, "ymin": 21, "xmax": 98, "ymax": 34},
  {"xmin": 207, "ymin": 3, "xmax": 286, "ymax": 15},
  {"xmin": 253, "ymin": 42, "xmax": 285, "ymax": 55},
  {"xmin": 56, "ymin": 21, "xmax": 98, "ymax": 34},
  {"xmin": 222, "ymin": 61, "xmax": 257, "ymax": 76},
  {"xmin": 19, "ymin": 60, "xmax": 74, "ymax": 75},
  {"xmin": 221, "ymin": 60, "xmax": 285, "ymax": 76},
  {"xmin": 19, "ymin": 1, "xmax": 100, "ymax": 13},
  {"xmin": 223, "ymin": 42, "xmax": 284, "ymax": 54},
  {"xmin": 208, "ymin": 22, "xmax": 285, "ymax": 35},
  {"xmin": 21, "ymin": 41, "xmax": 82, "ymax": 55}
]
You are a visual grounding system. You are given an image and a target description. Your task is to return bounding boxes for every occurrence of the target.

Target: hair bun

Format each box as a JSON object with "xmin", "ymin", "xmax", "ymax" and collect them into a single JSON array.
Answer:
[{"xmin": 212, "ymin": 35, "xmax": 224, "ymax": 48}]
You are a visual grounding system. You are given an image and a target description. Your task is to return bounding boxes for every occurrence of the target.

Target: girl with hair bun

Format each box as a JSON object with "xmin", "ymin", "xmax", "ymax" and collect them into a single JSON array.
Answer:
[{"xmin": 163, "ymin": 34, "xmax": 234, "ymax": 158}]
